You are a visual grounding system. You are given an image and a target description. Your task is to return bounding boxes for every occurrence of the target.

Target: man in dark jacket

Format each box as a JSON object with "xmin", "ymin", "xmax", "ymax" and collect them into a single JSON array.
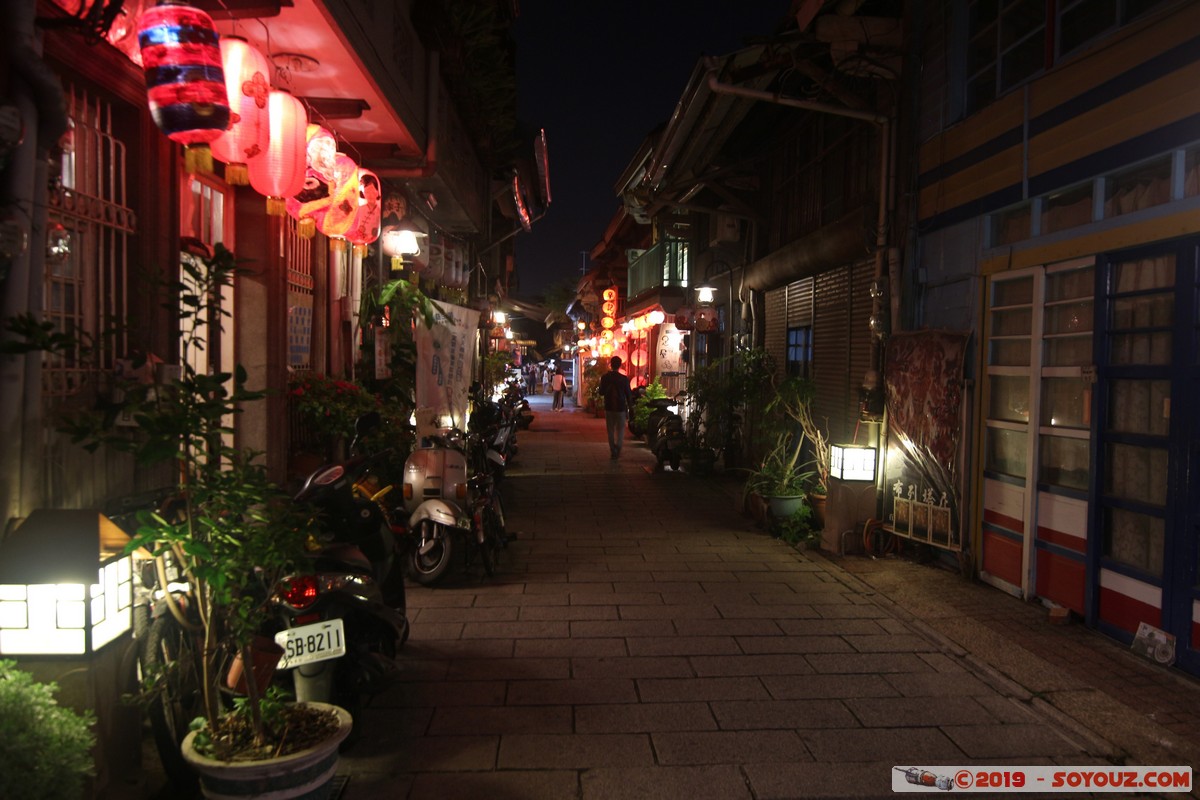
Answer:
[{"xmin": 598, "ymin": 356, "xmax": 633, "ymax": 458}]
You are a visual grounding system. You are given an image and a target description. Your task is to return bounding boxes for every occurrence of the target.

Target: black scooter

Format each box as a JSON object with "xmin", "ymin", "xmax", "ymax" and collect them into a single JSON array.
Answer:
[{"xmin": 281, "ymin": 413, "xmax": 410, "ymax": 728}]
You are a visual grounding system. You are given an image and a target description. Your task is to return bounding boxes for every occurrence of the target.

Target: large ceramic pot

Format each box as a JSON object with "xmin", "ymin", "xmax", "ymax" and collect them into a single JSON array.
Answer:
[
  {"xmin": 181, "ymin": 702, "xmax": 352, "ymax": 799},
  {"xmin": 766, "ymin": 494, "xmax": 806, "ymax": 519}
]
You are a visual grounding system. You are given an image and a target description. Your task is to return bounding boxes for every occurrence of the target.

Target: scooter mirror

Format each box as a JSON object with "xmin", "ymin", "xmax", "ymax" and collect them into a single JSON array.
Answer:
[{"xmin": 355, "ymin": 411, "xmax": 382, "ymax": 436}]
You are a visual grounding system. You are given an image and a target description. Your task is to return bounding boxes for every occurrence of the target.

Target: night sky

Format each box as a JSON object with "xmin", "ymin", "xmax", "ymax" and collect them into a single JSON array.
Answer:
[{"xmin": 512, "ymin": 1, "xmax": 791, "ymax": 298}]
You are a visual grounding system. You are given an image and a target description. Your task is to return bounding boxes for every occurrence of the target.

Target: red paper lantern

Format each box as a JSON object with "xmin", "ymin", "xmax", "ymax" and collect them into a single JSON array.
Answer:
[
  {"xmin": 674, "ymin": 306, "xmax": 695, "ymax": 331},
  {"xmin": 286, "ymin": 126, "xmax": 339, "ymax": 239},
  {"xmin": 695, "ymin": 305, "xmax": 719, "ymax": 333},
  {"xmin": 248, "ymin": 89, "xmax": 307, "ymax": 217},
  {"xmin": 211, "ymin": 37, "xmax": 270, "ymax": 186},
  {"xmin": 138, "ymin": 1, "xmax": 231, "ymax": 174}
]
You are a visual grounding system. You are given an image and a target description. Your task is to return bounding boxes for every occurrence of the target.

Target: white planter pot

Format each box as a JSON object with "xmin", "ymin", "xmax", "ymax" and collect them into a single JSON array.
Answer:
[{"xmin": 181, "ymin": 702, "xmax": 352, "ymax": 799}]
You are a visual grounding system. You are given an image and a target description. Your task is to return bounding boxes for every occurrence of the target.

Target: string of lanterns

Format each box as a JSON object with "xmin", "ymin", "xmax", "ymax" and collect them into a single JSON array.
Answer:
[{"xmin": 134, "ymin": 1, "xmax": 450, "ymax": 282}]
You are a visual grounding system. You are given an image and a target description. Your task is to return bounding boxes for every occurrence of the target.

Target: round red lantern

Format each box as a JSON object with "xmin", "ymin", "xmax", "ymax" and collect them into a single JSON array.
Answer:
[
  {"xmin": 137, "ymin": 1, "xmax": 230, "ymax": 174},
  {"xmin": 211, "ymin": 37, "xmax": 270, "ymax": 186},
  {"xmin": 674, "ymin": 306, "xmax": 695, "ymax": 331},
  {"xmin": 695, "ymin": 305, "xmax": 719, "ymax": 333},
  {"xmin": 248, "ymin": 89, "xmax": 307, "ymax": 216},
  {"xmin": 346, "ymin": 168, "xmax": 381, "ymax": 257}
]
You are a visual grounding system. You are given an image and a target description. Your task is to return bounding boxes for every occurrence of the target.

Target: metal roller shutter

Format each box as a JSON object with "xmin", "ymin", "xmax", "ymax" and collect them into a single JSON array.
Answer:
[
  {"xmin": 812, "ymin": 261, "xmax": 874, "ymax": 444},
  {"xmin": 765, "ymin": 287, "xmax": 786, "ymax": 377}
]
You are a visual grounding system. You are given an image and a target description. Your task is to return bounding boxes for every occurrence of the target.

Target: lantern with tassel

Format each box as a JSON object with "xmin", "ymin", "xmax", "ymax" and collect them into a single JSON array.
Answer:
[
  {"xmin": 211, "ymin": 37, "xmax": 270, "ymax": 185},
  {"xmin": 247, "ymin": 89, "xmax": 307, "ymax": 216},
  {"xmin": 137, "ymin": 1, "xmax": 230, "ymax": 174},
  {"xmin": 286, "ymin": 126, "xmax": 339, "ymax": 239},
  {"xmin": 315, "ymin": 153, "xmax": 360, "ymax": 251},
  {"xmin": 346, "ymin": 168, "xmax": 381, "ymax": 257}
]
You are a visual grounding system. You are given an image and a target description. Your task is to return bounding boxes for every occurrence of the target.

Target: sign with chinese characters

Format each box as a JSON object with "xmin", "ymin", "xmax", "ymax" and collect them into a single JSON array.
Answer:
[{"xmin": 415, "ymin": 302, "xmax": 480, "ymax": 429}]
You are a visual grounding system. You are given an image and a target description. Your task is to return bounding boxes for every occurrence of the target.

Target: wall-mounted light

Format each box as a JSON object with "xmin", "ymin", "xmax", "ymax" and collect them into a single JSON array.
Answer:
[
  {"xmin": 830, "ymin": 444, "xmax": 878, "ymax": 482},
  {"xmin": 695, "ymin": 284, "xmax": 716, "ymax": 304},
  {"xmin": 0, "ymin": 510, "xmax": 134, "ymax": 656}
]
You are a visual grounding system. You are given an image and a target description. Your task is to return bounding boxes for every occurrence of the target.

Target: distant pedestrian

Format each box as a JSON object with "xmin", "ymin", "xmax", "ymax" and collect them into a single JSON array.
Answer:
[
  {"xmin": 524, "ymin": 364, "xmax": 536, "ymax": 395},
  {"xmin": 598, "ymin": 356, "xmax": 632, "ymax": 458},
  {"xmin": 542, "ymin": 365, "xmax": 552, "ymax": 396},
  {"xmin": 551, "ymin": 368, "xmax": 567, "ymax": 411}
]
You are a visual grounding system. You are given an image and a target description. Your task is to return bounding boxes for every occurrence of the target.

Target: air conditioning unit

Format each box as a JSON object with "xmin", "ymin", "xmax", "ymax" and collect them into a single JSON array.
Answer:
[{"xmin": 709, "ymin": 212, "xmax": 739, "ymax": 246}]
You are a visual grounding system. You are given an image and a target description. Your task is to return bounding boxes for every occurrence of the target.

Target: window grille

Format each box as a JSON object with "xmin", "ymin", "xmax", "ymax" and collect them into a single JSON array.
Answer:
[{"xmin": 44, "ymin": 85, "xmax": 134, "ymax": 398}]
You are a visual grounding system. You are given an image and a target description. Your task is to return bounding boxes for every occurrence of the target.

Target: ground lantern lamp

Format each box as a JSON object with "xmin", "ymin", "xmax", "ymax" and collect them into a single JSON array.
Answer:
[
  {"xmin": 137, "ymin": 1, "xmax": 231, "ymax": 175},
  {"xmin": 829, "ymin": 444, "xmax": 878, "ymax": 482},
  {"xmin": 0, "ymin": 510, "xmax": 134, "ymax": 656},
  {"xmin": 248, "ymin": 89, "xmax": 307, "ymax": 216},
  {"xmin": 210, "ymin": 36, "xmax": 270, "ymax": 185}
]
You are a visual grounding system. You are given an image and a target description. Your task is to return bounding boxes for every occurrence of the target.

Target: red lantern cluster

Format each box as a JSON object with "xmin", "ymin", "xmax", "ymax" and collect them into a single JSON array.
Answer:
[{"xmin": 137, "ymin": 1, "xmax": 230, "ymax": 174}]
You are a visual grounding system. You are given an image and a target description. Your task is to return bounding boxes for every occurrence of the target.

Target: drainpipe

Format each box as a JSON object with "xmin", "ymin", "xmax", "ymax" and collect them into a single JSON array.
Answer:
[
  {"xmin": 704, "ymin": 60, "xmax": 892, "ymax": 381},
  {"xmin": 376, "ymin": 51, "xmax": 439, "ymax": 179}
]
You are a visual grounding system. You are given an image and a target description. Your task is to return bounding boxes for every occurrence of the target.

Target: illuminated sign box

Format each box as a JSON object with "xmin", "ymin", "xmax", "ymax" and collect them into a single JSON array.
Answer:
[{"xmin": 830, "ymin": 444, "xmax": 877, "ymax": 482}]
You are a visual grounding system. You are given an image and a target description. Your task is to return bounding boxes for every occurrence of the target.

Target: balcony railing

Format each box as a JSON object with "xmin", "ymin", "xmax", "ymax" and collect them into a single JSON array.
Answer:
[{"xmin": 628, "ymin": 239, "xmax": 689, "ymax": 299}]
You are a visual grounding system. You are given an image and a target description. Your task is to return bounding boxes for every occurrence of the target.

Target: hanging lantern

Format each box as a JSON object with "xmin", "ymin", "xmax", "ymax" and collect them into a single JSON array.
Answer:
[
  {"xmin": 346, "ymin": 168, "xmax": 381, "ymax": 257},
  {"xmin": 316, "ymin": 153, "xmax": 360, "ymax": 251},
  {"xmin": 695, "ymin": 305, "xmax": 719, "ymax": 333},
  {"xmin": 211, "ymin": 37, "xmax": 270, "ymax": 186},
  {"xmin": 286, "ymin": 126, "xmax": 339, "ymax": 238},
  {"xmin": 675, "ymin": 306, "xmax": 695, "ymax": 331},
  {"xmin": 247, "ymin": 89, "xmax": 307, "ymax": 216},
  {"xmin": 137, "ymin": 1, "xmax": 231, "ymax": 174}
]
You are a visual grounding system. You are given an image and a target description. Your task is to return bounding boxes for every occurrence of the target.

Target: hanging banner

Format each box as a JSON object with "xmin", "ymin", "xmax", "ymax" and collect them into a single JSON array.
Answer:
[{"xmin": 415, "ymin": 302, "xmax": 480, "ymax": 429}]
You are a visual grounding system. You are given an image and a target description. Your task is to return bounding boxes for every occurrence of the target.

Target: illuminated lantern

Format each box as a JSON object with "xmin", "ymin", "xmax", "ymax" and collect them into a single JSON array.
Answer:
[
  {"xmin": 601, "ymin": 300, "xmax": 617, "ymax": 316},
  {"xmin": 137, "ymin": 1, "xmax": 231, "ymax": 174},
  {"xmin": 0, "ymin": 510, "xmax": 133, "ymax": 656},
  {"xmin": 248, "ymin": 89, "xmax": 307, "ymax": 216},
  {"xmin": 346, "ymin": 168, "xmax": 381, "ymax": 257},
  {"xmin": 210, "ymin": 37, "xmax": 270, "ymax": 185},
  {"xmin": 675, "ymin": 306, "xmax": 695, "ymax": 331},
  {"xmin": 286, "ymin": 126, "xmax": 339, "ymax": 238},
  {"xmin": 601, "ymin": 316, "xmax": 615, "ymax": 329},
  {"xmin": 602, "ymin": 287, "xmax": 617, "ymax": 302},
  {"xmin": 316, "ymin": 153, "xmax": 361, "ymax": 250},
  {"xmin": 695, "ymin": 305, "xmax": 719, "ymax": 333},
  {"xmin": 647, "ymin": 310, "xmax": 665, "ymax": 326},
  {"xmin": 629, "ymin": 347, "xmax": 647, "ymax": 368}
]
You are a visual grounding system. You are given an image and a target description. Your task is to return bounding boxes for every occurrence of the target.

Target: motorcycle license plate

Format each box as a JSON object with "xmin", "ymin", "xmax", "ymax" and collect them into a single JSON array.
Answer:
[{"xmin": 275, "ymin": 619, "xmax": 346, "ymax": 669}]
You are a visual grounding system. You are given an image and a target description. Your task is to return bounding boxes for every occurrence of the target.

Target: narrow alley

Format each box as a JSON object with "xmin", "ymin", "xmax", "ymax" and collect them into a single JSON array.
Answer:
[{"xmin": 331, "ymin": 392, "xmax": 1200, "ymax": 799}]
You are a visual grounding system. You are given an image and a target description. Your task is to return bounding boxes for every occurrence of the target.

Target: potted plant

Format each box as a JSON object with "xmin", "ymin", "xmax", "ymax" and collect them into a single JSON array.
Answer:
[
  {"xmin": 56, "ymin": 245, "xmax": 352, "ymax": 797},
  {"xmin": 743, "ymin": 431, "xmax": 817, "ymax": 518},
  {"xmin": 0, "ymin": 660, "xmax": 96, "ymax": 800},
  {"xmin": 768, "ymin": 377, "xmax": 830, "ymax": 526}
]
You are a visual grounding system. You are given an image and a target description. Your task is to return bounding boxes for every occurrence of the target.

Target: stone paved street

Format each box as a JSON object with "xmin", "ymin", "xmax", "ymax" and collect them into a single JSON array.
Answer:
[{"xmin": 330, "ymin": 392, "xmax": 1199, "ymax": 799}]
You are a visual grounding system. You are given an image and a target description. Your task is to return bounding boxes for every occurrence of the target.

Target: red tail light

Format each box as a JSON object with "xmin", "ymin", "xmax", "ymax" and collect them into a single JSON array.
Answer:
[{"xmin": 280, "ymin": 575, "xmax": 319, "ymax": 609}]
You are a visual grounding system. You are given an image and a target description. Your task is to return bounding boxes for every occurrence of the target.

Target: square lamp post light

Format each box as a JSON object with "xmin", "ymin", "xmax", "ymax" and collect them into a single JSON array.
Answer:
[
  {"xmin": 0, "ymin": 510, "xmax": 134, "ymax": 656},
  {"xmin": 829, "ymin": 444, "xmax": 878, "ymax": 482}
]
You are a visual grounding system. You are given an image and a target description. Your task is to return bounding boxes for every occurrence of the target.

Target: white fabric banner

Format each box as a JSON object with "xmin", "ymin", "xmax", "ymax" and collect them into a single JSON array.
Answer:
[{"xmin": 415, "ymin": 302, "xmax": 480, "ymax": 430}]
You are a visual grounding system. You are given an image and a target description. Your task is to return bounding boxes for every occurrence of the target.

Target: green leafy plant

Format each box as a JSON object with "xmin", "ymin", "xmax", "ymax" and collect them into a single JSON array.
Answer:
[
  {"xmin": 632, "ymin": 377, "xmax": 668, "ymax": 431},
  {"xmin": 0, "ymin": 660, "xmax": 96, "ymax": 800},
  {"xmin": 41, "ymin": 245, "xmax": 325, "ymax": 761},
  {"xmin": 743, "ymin": 432, "xmax": 816, "ymax": 499},
  {"xmin": 768, "ymin": 376, "xmax": 830, "ymax": 494},
  {"xmin": 773, "ymin": 503, "xmax": 817, "ymax": 545}
]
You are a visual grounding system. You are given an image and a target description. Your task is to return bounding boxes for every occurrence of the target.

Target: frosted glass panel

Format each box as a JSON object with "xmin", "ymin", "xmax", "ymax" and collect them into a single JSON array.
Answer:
[
  {"xmin": 986, "ymin": 427, "xmax": 1027, "ymax": 478},
  {"xmin": 1041, "ymin": 378, "xmax": 1090, "ymax": 428},
  {"xmin": 1103, "ymin": 508, "xmax": 1163, "ymax": 576},
  {"xmin": 992, "ymin": 276, "xmax": 1033, "ymax": 306},
  {"xmin": 1108, "ymin": 379, "xmax": 1170, "ymax": 436},
  {"xmin": 989, "ymin": 376, "xmax": 1030, "ymax": 422},
  {"xmin": 1105, "ymin": 443, "xmax": 1167, "ymax": 506},
  {"xmin": 1039, "ymin": 435, "xmax": 1089, "ymax": 491}
]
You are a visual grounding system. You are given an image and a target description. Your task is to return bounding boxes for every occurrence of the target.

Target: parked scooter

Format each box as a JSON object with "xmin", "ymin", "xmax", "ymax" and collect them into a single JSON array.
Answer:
[
  {"xmin": 403, "ymin": 427, "xmax": 508, "ymax": 585},
  {"xmin": 650, "ymin": 396, "xmax": 687, "ymax": 471},
  {"xmin": 281, "ymin": 413, "xmax": 411, "ymax": 723}
]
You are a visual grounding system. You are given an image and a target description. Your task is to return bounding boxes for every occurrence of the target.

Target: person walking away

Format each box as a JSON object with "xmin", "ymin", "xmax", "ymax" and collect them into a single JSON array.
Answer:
[
  {"xmin": 542, "ymin": 365, "xmax": 553, "ymax": 396},
  {"xmin": 524, "ymin": 364, "xmax": 536, "ymax": 395},
  {"xmin": 598, "ymin": 356, "xmax": 633, "ymax": 458},
  {"xmin": 551, "ymin": 368, "xmax": 567, "ymax": 411}
]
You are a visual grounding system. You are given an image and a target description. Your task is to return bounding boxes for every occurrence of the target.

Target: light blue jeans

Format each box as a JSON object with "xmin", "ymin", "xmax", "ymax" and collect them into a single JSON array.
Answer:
[{"xmin": 605, "ymin": 410, "xmax": 627, "ymax": 457}]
